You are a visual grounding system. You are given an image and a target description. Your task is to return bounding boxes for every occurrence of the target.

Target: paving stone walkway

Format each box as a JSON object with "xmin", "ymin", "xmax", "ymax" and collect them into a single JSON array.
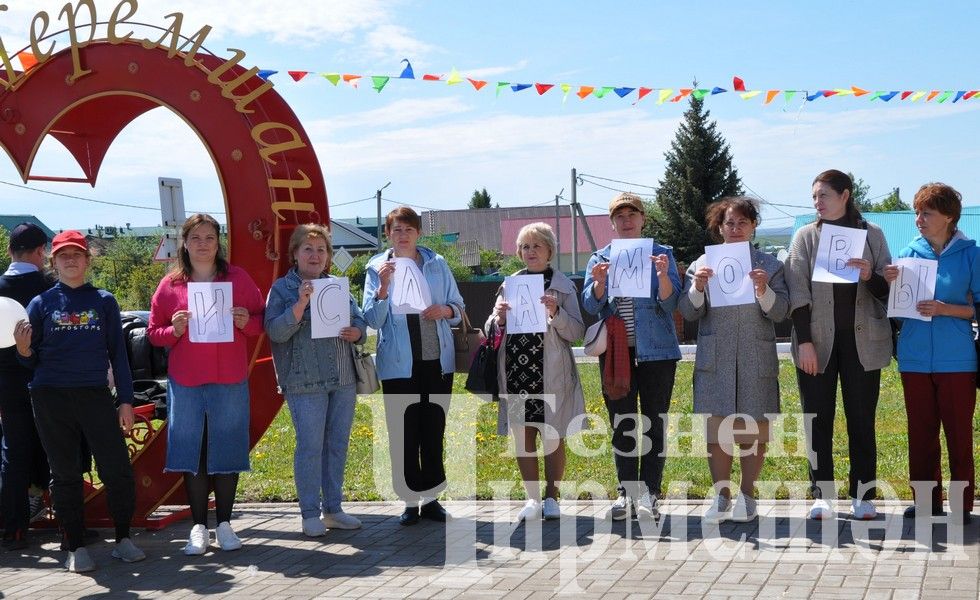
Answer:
[{"xmin": 1, "ymin": 501, "xmax": 977, "ymax": 599}]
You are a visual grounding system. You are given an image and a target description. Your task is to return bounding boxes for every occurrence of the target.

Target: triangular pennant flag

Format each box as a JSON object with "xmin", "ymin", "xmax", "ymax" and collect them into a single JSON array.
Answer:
[
  {"xmin": 740, "ymin": 90, "xmax": 762, "ymax": 100},
  {"xmin": 496, "ymin": 82, "xmax": 510, "ymax": 98},
  {"xmin": 287, "ymin": 71, "xmax": 308, "ymax": 82},
  {"xmin": 671, "ymin": 88, "xmax": 693, "ymax": 102},
  {"xmin": 535, "ymin": 83, "xmax": 554, "ymax": 95},
  {"xmin": 868, "ymin": 91, "xmax": 885, "ymax": 101},
  {"xmin": 900, "ymin": 91, "xmax": 913, "ymax": 100},
  {"xmin": 636, "ymin": 87, "xmax": 653, "ymax": 103},
  {"xmin": 257, "ymin": 69, "xmax": 278, "ymax": 81},
  {"xmin": 322, "ymin": 73, "xmax": 341, "ymax": 86},
  {"xmin": 964, "ymin": 91, "xmax": 978, "ymax": 101},
  {"xmin": 909, "ymin": 91, "xmax": 926, "ymax": 102},
  {"xmin": 657, "ymin": 88, "xmax": 673, "ymax": 104},
  {"xmin": 936, "ymin": 91, "xmax": 952, "ymax": 103},
  {"xmin": 594, "ymin": 86, "xmax": 613, "ymax": 98},
  {"xmin": 784, "ymin": 90, "xmax": 797, "ymax": 102},
  {"xmin": 511, "ymin": 83, "xmax": 532, "ymax": 92},
  {"xmin": 613, "ymin": 87, "xmax": 635, "ymax": 98},
  {"xmin": 422, "ymin": 74, "xmax": 442, "ymax": 81},
  {"xmin": 926, "ymin": 90, "xmax": 939, "ymax": 101},
  {"xmin": 806, "ymin": 91, "xmax": 823, "ymax": 101},
  {"xmin": 16, "ymin": 51, "xmax": 38, "ymax": 71},
  {"xmin": 764, "ymin": 90, "xmax": 779, "ymax": 105},
  {"xmin": 833, "ymin": 88, "xmax": 854, "ymax": 96},
  {"xmin": 691, "ymin": 89, "xmax": 708, "ymax": 100},
  {"xmin": 446, "ymin": 67, "xmax": 462, "ymax": 85},
  {"xmin": 953, "ymin": 91, "xmax": 966, "ymax": 103},
  {"xmin": 576, "ymin": 86, "xmax": 594, "ymax": 99},
  {"xmin": 342, "ymin": 74, "xmax": 361, "ymax": 88},
  {"xmin": 879, "ymin": 91, "xmax": 899, "ymax": 102},
  {"xmin": 851, "ymin": 86, "xmax": 869, "ymax": 97},
  {"xmin": 371, "ymin": 76, "xmax": 390, "ymax": 93},
  {"xmin": 399, "ymin": 59, "xmax": 415, "ymax": 79},
  {"xmin": 711, "ymin": 87, "xmax": 726, "ymax": 95},
  {"xmin": 467, "ymin": 78, "xmax": 487, "ymax": 91},
  {"xmin": 560, "ymin": 83, "xmax": 571, "ymax": 103},
  {"xmin": 822, "ymin": 90, "xmax": 839, "ymax": 97},
  {"xmin": 733, "ymin": 76, "xmax": 746, "ymax": 92}
]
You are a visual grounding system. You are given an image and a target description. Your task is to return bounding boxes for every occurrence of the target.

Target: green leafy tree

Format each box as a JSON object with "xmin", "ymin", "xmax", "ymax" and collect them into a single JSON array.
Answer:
[
  {"xmin": 849, "ymin": 173, "xmax": 910, "ymax": 212},
  {"xmin": 469, "ymin": 187, "xmax": 492, "ymax": 209},
  {"xmin": 90, "ymin": 235, "xmax": 168, "ymax": 310},
  {"xmin": 0, "ymin": 227, "xmax": 9, "ymax": 274},
  {"xmin": 652, "ymin": 93, "xmax": 743, "ymax": 265},
  {"xmin": 849, "ymin": 172, "xmax": 872, "ymax": 211}
]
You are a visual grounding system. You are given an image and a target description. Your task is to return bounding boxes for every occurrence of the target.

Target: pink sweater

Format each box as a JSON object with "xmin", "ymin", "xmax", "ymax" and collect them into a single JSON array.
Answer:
[{"xmin": 148, "ymin": 264, "xmax": 265, "ymax": 386}]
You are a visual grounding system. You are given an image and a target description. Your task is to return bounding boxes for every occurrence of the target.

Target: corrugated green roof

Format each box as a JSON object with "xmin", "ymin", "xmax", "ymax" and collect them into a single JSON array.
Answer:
[{"xmin": 0, "ymin": 215, "xmax": 56, "ymax": 241}]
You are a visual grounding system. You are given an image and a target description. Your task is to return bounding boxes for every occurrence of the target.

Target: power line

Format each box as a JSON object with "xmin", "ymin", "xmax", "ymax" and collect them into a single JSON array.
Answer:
[
  {"xmin": 578, "ymin": 173, "xmax": 658, "ymax": 191},
  {"xmin": 0, "ymin": 179, "xmax": 227, "ymax": 215},
  {"xmin": 577, "ymin": 178, "xmax": 656, "ymax": 198},
  {"xmin": 330, "ymin": 195, "xmax": 375, "ymax": 208}
]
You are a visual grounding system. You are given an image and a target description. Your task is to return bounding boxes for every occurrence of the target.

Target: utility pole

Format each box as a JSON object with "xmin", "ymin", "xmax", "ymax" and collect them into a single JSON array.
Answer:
[
  {"xmin": 571, "ymin": 168, "xmax": 578, "ymax": 272},
  {"xmin": 554, "ymin": 188, "xmax": 563, "ymax": 272},
  {"xmin": 376, "ymin": 181, "xmax": 391, "ymax": 251}
]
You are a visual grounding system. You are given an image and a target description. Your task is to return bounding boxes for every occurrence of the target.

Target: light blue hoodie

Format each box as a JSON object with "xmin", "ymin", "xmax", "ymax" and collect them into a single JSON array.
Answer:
[
  {"xmin": 362, "ymin": 246, "xmax": 465, "ymax": 380},
  {"xmin": 895, "ymin": 231, "xmax": 980, "ymax": 373}
]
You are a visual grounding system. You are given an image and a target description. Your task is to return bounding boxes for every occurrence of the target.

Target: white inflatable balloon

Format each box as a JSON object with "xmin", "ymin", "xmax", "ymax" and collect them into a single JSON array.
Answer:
[{"xmin": 0, "ymin": 296, "xmax": 29, "ymax": 348}]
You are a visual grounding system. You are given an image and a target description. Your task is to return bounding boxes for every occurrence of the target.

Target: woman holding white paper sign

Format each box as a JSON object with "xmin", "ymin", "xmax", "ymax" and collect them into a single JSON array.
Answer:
[
  {"xmin": 362, "ymin": 206, "xmax": 465, "ymax": 526},
  {"xmin": 582, "ymin": 192, "xmax": 682, "ymax": 521},
  {"xmin": 784, "ymin": 170, "xmax": 892, "ymax": 521},
  {"xmin": 488, "ymin": 222, "xmax": 585, "ymax": 522},
  {"xmin": 148, "ymin": 213, "xmax": 264, "ymax": 554},
  {"xmin": 679, "ymin": 197, "xmax": 789, "ymax": 523},
  {"xmin": 265, "ymin": 224, "xmax": 367, "ymax": 536},
  {"xmin": 883, "ymin": 183, "xmax": 980, "ymax": 524}
]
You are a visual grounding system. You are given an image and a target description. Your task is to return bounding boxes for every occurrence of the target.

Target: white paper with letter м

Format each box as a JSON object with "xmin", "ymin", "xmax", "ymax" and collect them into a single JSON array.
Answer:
[
  {"xmin": 504, "ymin": 274, "xmax": 547, "ymax": 334},
  {"xmin": 188, "ymin": 281, "xmax": 234, "ymax": 343},
  {"xmin": 608, "ymin": 238, "xmax": 653, "ymax": 298},
  {"xmin": 705, "ymin": 241, "xmax": 755, "ymax": 307},
  {"xmin": 887, "ymin": 257, "xmax": 937, "ymax": 322},
  {"xmin": 812, "ymin": 224, "xmax": 867, "ymax": 284},
  {"xmin": 391, "ymin": 257, "xmax": 432, "ymax": 314},
  {"xmin": 312, "ymin": 277, "xmax": 352, "ymax": 338}
]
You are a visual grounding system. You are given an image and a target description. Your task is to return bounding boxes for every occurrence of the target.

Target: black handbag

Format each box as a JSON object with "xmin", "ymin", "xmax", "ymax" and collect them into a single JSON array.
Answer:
[{"xmin": 465, "ymin": 327, "xmax": 501, "ymax": 397}]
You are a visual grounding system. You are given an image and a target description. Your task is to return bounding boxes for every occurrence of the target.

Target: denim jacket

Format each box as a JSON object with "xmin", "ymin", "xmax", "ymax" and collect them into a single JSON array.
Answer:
[
  {"xmin": 265, "ymin": 268, "xmax": 367, "ymax": 394},
  {"xmin": 581, "ymin": 242, "xmax": 682, "ymax": 362},
  {"xmin": 362, "ymin": 246, "xmax": 464, "ymax": 380}
]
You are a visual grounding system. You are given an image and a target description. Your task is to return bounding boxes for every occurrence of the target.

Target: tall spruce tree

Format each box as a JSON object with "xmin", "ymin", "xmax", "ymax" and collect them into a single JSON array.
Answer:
[{"xmin": 651, "ymin": 94, "xmax": 743, "ymax": 265}]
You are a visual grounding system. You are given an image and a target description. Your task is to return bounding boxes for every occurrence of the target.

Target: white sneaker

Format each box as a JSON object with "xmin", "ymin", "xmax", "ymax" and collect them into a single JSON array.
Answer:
[
  {"xmin": 322, "ymin": 511, "xmax": 362, "ymax": 530},
  {"xmin": 731, "ymin": 494, "xmax": 758, "ymax": 522},
  {"xmin": 850, "ymin": 499, "xmax": 877, "ymax": 520},
  {"xmin": 183, "ymin": 524, "xmax": 209, "ymax": 556},
  {"xmin": 703, "ymin": 495, "xmax": 732, "ymax": 524},
  {"xmin": 111, "ymin": 537, "xmax": 146, "ymax": 562},
  {"xmin": 635, "ymin": 492, "xmax": 659, "ymax": 521},
  {"xmin": 215, "ymin": 521, "xmax": 242, "ymax": 551},
  {"xmin": 542, "ymin": 497, "xmax": 561, "ymax": 520},
  {"xmin": 65, "ymin": 546, "xmax": 95, "ymax": 572},
  {"xmin": 605, "ymin": 494, "xmax": 632, "ymax": 521},
  {"xmin": 808, "ymin": 499, "xmax": 833, "ymax": 520},
  {"xmin": 302, "ymin": 517, "xmax": 327, "ymax": 537},
  {"xmin": 517, "ymin": 500, "xmax": 541, "ymax": 522}
]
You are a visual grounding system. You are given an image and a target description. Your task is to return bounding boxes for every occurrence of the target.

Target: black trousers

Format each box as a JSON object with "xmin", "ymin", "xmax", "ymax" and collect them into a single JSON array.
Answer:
[
  {"xmin": 31, "ymin": 386, "xmax": 135, "ymax": 549},
  {"xmin": 599, "ymin": 349, "xmax": 677, "ymax": 499},
  {"xmin": 382, "ymin": 359, "xmax": 453, "ymax": 501},
  {"xmin": 796, "ymin": 327, "xmax": 880, "ymax": 501},
  {"xmin": 0, "ymin": 371, "xmax": 49, "ymax": 535}
]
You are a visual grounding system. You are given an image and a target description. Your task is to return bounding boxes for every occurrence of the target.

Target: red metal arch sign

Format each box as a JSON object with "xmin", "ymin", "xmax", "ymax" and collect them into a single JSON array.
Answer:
[{"xmin": 0, "ymin": 3, "xmax": 326, "ymax": 526}]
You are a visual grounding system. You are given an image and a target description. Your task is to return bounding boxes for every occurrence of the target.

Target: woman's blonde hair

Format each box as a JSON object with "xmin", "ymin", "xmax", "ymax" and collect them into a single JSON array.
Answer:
[
  {"xmin": 515, "ymin": 222, "xmax": 557, "ymax": 263},
  {"xmin": 288, "ymin": 223, "xmax": 333, "ymax": 271}
]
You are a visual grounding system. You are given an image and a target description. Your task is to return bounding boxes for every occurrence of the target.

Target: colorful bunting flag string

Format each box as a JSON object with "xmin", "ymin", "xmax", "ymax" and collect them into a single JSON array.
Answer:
[{"xmin": 245, "ymin": 59, "xmax": 980, "ymax": 108}]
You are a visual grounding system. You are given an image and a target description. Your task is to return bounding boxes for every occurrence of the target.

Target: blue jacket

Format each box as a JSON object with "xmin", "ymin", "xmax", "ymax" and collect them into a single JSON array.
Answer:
[
  {"xmin": 896, "ymin": 232, "xmax": 980, "ymax": 373},
  {"xmin": 362, "ymin": 246, "xmax": 465, "ymax": 380},
  {"xmin": 265, "ymin": 268, "xmax": 368, "ymax": 394},
  {"xmin": 20, "ymin": 282, "xmax": 134, "ymax": 404},
  {"xmin": 581, "ymin": 242, "xmax": 682, "ymax": 362}
]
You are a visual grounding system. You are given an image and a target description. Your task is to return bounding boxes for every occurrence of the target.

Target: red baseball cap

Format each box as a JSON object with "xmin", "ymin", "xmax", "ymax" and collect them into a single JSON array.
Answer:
[{"xmin": 51, "ymin": 230, "xmax": 89, "ymax": 254}]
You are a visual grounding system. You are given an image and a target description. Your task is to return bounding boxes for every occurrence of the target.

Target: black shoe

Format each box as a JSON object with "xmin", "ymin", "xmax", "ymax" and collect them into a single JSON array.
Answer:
[
  {"xmin": 903, "ymin": 505, "xmax": 945, "ymax": 519},
  {"xmin": 2, "ymin": 530, "xmax": 27, "ymax": 551},
  {"xmin": 399, "ymin": 506, "xmax": 420, "ymax": 526},
  {"xmin": 419, "ymin": 500, "xmax": 449, "ymax": 522},
  {"xmin": 962, "ymin": 511, "xmax": 973, "ymax": 525}
]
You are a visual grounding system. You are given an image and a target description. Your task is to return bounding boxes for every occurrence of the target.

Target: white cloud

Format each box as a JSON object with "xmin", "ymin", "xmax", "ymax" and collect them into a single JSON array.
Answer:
[{"xmin": 305, "ymin": 97, "xmax": 473, "ymax": 136}]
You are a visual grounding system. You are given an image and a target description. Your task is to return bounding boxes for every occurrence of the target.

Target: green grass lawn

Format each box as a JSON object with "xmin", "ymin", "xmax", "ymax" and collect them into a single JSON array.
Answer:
[{"xmin": 239, "ymin": 360, "xmax": 980, "ymax": 502}]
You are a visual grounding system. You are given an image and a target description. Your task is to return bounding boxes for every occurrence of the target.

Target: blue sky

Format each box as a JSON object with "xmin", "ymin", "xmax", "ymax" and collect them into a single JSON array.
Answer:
[{"xmin": 1, "ymin": 0, "xmax": 978, "ymax": 233}]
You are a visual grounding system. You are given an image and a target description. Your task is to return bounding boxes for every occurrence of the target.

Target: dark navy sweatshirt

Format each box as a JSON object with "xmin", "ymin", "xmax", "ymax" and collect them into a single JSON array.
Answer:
[{"xmin": 19, "ymin": 282, "xmax": 134, "ymax": 404}]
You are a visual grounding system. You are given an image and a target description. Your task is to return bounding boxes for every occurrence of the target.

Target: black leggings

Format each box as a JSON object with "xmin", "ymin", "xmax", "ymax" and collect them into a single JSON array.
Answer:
[{"xmin": 184, "ymin": 421, "xmax": 239, "ymax": 526}]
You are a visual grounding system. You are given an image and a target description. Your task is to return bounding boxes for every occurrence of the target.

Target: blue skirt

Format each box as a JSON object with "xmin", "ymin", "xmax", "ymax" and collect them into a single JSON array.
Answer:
[{"xmin": 165, "ymin": 378, "xmax": 251, "ymax": 474}]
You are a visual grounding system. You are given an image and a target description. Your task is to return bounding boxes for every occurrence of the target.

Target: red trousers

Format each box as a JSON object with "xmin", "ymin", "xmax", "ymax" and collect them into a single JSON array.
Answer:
[{"xmin": 900, "ymin": 372, "xmax": 976, "ymax": 511}]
